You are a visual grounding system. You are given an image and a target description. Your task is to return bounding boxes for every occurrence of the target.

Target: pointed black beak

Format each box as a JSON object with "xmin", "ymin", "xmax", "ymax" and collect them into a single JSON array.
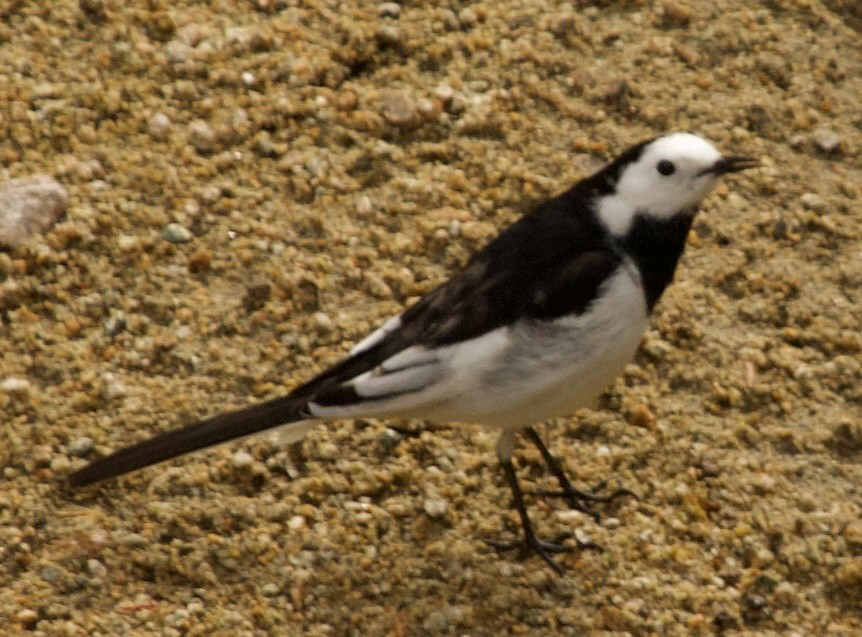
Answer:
[{"xmin": 700, "ymin": 155, "xmax": 759, "ymax": 176}]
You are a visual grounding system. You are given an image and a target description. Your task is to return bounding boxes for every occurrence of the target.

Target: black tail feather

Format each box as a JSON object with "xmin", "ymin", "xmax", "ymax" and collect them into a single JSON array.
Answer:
[{"xmin": 68, "ymin": 394, "xmax": 309, "ymax": 487}]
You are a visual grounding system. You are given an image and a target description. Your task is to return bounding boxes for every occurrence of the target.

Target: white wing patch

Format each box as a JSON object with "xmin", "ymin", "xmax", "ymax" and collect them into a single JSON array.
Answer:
[
  {"xmin": 308, "ymin": 328, "xmax": 511, "ymax": 420},
  {"xmin": 310, "ymin": 264, "xmax": 647, "ymax": 430},
  {"xmin": 350, "ymin": 315, "xmax": 402, "ymax": 355},
  {"xmin": 354, "ymin": 352, "xmax": 443, "ymax": 399}
]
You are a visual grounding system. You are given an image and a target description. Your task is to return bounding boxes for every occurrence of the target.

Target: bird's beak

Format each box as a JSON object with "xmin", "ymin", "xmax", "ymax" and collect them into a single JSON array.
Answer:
[{"xmin": 700, "ymin": 155, "xmax": 759, "ymax": 176}]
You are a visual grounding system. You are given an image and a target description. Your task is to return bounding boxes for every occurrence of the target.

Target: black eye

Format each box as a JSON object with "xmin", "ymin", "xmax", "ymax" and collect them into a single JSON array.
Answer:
[{"xmin": 657, "ymin": 160, "xmax": 676, "ymax": 176}]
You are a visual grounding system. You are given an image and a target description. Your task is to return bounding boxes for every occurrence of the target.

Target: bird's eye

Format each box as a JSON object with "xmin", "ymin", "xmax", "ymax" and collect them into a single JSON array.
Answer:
[{"xmin": 657, "ymin": 160, "xmax": 676, "ymax": 176}]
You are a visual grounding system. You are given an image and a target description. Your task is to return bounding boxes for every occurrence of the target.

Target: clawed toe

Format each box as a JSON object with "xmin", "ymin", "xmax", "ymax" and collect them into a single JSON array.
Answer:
[
  {"xmin": 531, "ymin": 483, "xmax": 635, "ymax": 522},
  {"xmin": 496, "ymin": 430, "xmax": 638, "ymax": 573},
  {"xmin": 488, "ymin": 532, "xmax": 573, "ymax": 574}
]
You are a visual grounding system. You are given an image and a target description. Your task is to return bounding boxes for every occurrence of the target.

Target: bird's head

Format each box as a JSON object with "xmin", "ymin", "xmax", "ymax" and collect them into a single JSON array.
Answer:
[{"xmin": 594, "ymin": 133, "xmax": 757, "ymax": 236}]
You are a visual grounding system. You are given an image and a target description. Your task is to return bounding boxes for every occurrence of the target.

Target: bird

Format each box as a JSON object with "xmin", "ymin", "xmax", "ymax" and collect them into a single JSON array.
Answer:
[{"xmin": 69, "ymin": 132, "xmax": 757, "ymax": 572}]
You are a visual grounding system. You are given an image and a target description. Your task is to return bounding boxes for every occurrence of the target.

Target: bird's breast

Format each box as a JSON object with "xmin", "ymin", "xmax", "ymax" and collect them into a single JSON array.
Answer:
[{"xmin": 428, "ymin": 263, "xmax": 650, "ymax": 428}]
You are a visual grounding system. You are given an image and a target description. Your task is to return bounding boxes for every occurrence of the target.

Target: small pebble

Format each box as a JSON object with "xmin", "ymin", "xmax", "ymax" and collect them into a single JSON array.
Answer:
[
  {"xmin": 87, "ymin": 558, "xmax": 108, "ymax": 578},
  {"xmin": 843, "ymin": 520, "xmax": 862, "ymax": 550},
  {"xmin": 458, "ymin": 7, "xmax": 478, "ymax": 27},
  {"xmin": 317, "ymin": 442, "xmax": 338, "ymax": 459},
  {"xmin": 423, "ymin": 609, "xmax": 449, "ymax": 632},
  {"xmin": 162, "ymin": 223, "xmax": 193, "ymax": 243},
  {"xmin": 68, "ymin": 436, "xmax": 95, "ymax": 457},
  {"xmin": 443, "ymin": 9, "xmax": 460, "ymax": 31},
  {"xmin": 376, "ymin": 24, "xmax": 404, "ymax": 48},
  {"xmin": 660, "ymin": 1, "xmax": 694, "ymax": 28},
  {"xmin": 1, "ymin": 377, "xmax": 31, "ymax": 395},
  {"xmin": 147, "ymin": 112, "xmax": 172, "ymax": 140},
  {"xmin": 356, "ymin": 195, "xmax": 373, "ymax": 215},
  {"xmin": 188, "ymin": 119, "xmax": 216, "ymax": 154},
  {"xmin": 119, "ymin": 532, "xmax": 149, "ymax": 548},
  {"xmin": 379, "ymin": 2, "xmax": 401, "ymax": 18},
  {"xmin": 380, "ymin": 91, "xmax": 417, "ymax": 127},
  {"xmin": 812, "ymin": 127, "xmax": 841, "ymax": 153},
  {"xmin": 232, "ymin": 450, "xmax": 254, "ymax": 468},
  {"xmin": 433, "ymin": 83, "xmax": 455, "ymax": 103},
  {"xmin": 117, "ymin": 234, "xmax": 139, "ymax": 251},
  {"xmin": 101, "ymin": 372, "xmax": 128, "ymax": 399},
  {"xmin": 103, "ymin": 313, "xmax": 127, "ymax": 337},
  {"xmin": 164, "ymin": 609, "xmax": 190, "ymax": 628},
  {"xmin": 377, "ymin": 427, "xmax": 403, "ymax": 453},
  {"xmin": 50, "ymin": 456, "xmax": 71, "ymax": 472},
  {"xmin": 799, "ymin": 192, "xmax": 825, "ymax": 212},
  {"xmin": 313, "ymin": 312, "xmax": 335, "ymax": 332},
  {"xmin": 423, "ymin": 497, "xmax": 448, "ymax": 518},
  {"xmin": 165, "ymin": 40, "xmax": 190, "ymax": 64},
  {"xmin": 16, "ymin": 609, "xmax": 38, "ymax": 627},
  {"xmin": 254, "ymin": 131, "xmax": 277, "ymax": 157},
  {"xmin": 0, "ymin": 176, "xmax": 68, "ymax": 247}
]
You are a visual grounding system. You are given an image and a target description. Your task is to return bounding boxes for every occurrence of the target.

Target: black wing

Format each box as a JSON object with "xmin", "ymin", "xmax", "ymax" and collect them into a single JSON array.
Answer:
[
  {"xmin": 297, "ymin": 186, "xmax": 621, "ymax": 402},
  {"xmin": 69, "ymin": 182, "xmax": 623, "ymax": 486}
]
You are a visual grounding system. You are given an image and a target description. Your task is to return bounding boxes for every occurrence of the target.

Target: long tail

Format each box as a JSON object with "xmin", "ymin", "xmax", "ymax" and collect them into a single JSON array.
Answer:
[{"xmin": 68, "ymin": 395, "xmax": 311, "ymax": 487}]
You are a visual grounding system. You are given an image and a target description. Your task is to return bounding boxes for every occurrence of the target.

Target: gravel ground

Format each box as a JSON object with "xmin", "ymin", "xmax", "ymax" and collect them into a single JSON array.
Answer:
[{"xmin": 1, "ymin": 1, "xmax": 860, "ymax": 635}]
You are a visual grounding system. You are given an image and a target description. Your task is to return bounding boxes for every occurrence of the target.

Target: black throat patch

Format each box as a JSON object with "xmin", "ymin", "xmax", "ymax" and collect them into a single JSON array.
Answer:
[{"xmin": 616, "ymin": 209, "xmax": 696, "ymax": 311}]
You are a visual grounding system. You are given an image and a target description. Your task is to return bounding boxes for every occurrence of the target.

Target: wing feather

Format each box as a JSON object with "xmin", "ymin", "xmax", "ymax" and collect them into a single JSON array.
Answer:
[{"xmin": 288, "ymin": 187, "xmax": 621, "ymax": 409}]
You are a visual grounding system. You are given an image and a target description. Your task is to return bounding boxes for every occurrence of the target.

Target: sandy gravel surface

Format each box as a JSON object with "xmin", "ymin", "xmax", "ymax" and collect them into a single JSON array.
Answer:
[{"xmin": 1, "ymin": 1, "xmax": 860, "ymax": 635}]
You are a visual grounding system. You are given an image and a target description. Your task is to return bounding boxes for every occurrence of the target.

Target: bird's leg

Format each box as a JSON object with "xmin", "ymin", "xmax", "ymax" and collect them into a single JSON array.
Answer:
[
  {"xmin": 489, "ymin": 458, "xmax": 572, "ymax": 574},
  {"xmin": 525, "ymin": 427, "xmax": 634, "ymax": 521}
]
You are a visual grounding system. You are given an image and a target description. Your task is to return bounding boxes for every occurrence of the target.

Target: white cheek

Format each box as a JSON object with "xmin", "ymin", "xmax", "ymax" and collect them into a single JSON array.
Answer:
[{"xmin": 595, "ymin": 194, "xmax": 635, "ymax": 235}]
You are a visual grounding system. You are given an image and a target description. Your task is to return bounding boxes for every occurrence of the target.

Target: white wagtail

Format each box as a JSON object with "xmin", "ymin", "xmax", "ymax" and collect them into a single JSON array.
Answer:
[{"xmin": 70, "ymin": 133, "xmax": 756, "ymax": 571}]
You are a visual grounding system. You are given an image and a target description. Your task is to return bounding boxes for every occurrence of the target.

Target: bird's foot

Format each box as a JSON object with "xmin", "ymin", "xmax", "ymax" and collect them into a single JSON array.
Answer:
[
  {"xmin": 488, "ymin": 531, "xmax": 573, "ymax": 574},
  {"xmin": 532, "ymin": 481, "xmax": 636, "ymax": 522},
  {"xmin": 488, "ymin": 530, "xmax": 601, "ymax": 574}
]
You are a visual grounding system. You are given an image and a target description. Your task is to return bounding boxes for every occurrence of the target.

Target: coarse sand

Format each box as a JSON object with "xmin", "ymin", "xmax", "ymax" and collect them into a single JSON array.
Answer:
[{"xmin": 1, "ymin": 1, "xmax": 860, "ymax": 635}]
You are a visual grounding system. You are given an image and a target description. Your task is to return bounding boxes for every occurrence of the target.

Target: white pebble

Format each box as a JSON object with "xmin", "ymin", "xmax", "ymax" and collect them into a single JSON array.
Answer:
[
  {"xmin": 313, "ymin": 312, "xmax": 335, "ymax": 332},
  {"xmin": 379, "ymin": 2, "xmax": 401, "ymax": 18},
  {"xmin": 188, "ymin": 119, "xmax": 216, "ymax": 153},
  {"xmin": 117, "ymin": 234, "xmax": 139, "ymax": 251},
  {"xmin": 356, "ymin": 195, "xmax": 373, "ymax": 215},
  {"xmin": 1, "ymin": 377, "xmax": 31, "ymax": 394},
  {"xmin": 799, "ymin": 192, "xmax": 825, "ymax": 212},
  {"xmin": 162, "ymin": 223, "xmax": 193, "ymax": 243},
  {"xmin": 68, "ymin": 436, "xmax": 95, "ymax": 457},
  {"xmin": 458, "ymin": 7, "xmax": 478, "ymax": 27},
  {"xmin": 556, "ymin": 509, "xmax": 588, "ymax": 523},
  {"xmin": 101, "ymin": 372, "xmax": 128, "ymax": 399},
  {"xmin": 813, "ymin": 127, "xmax": 841, "ymax": 153},
  {"xmin": 0, "ymin": 176, "xmax": 67, "ymax": 247},
  {"xmin": 433, "ymin": 83, "xmax": 455, "ymax": 103},
  {"xmin": 148, "ymin": 112, "xmax": 172, "ymax": 140},
  {"xmin": 86, "ymin": 558, "xmax": 108, "ymax": 578},
  {"xmin": 232, "ymin": 450, "xmax": 254, "ymax": 468},
  {"xmin": 423, "ymin": 497, "xmax": 448, "ymax": 518}
]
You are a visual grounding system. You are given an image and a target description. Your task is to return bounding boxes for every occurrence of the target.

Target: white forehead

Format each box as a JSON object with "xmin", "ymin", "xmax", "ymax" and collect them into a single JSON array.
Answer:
[{"xmin": 642, "ymin": 132, "xmax": 721, "ymax": 165}]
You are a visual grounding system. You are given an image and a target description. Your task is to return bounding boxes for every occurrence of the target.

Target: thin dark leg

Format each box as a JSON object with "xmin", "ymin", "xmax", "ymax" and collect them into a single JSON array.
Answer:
[
  {"xmin": 494, "ymin": 459, "xmax": 572, "ymax": 574},
  {"xmin": 525, "ymin": 427, "xmax": 634, "ymax": 521}
]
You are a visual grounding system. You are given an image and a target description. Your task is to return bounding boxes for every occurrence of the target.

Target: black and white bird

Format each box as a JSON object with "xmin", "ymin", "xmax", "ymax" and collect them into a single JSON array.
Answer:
[{"xmin": 70, "ymin": 133, "xmax": 756, "ymax": 571}]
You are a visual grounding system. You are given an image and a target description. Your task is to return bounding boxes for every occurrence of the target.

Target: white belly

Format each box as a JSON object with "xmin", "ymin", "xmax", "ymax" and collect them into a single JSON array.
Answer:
[{"xmin": 423, "ymin": 263, "xmax": 649, "ymax": 428}]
